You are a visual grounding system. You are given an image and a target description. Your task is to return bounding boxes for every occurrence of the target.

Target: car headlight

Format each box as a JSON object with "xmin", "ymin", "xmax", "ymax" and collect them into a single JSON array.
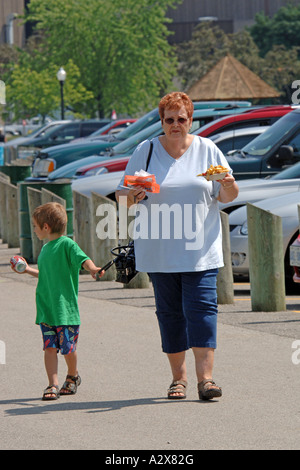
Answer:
[
  {"xmin": 32, "ymin": 158, "xmax": 56, "ymax": 177},
  {"xmin": 240, "ymin": 221, "xmax": 248, "ymax": 235}
]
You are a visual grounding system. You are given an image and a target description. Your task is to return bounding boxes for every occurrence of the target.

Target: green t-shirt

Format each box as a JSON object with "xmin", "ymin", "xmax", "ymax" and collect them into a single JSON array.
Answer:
[{"xmin": 35, "ymin": 236, "xmax": 90, "ymax": 326}]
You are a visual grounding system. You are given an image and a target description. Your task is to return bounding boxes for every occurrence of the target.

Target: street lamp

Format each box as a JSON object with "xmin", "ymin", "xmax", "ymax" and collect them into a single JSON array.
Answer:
[{"xmin": 56, "ymin": 67, "xmax": 66, "ymax": 120}]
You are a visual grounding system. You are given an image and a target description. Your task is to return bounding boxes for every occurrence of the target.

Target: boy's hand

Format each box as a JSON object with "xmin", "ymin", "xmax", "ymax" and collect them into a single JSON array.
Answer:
[
  {"xmin": 10, "ymin": 256, "xmax": 28, "ymax": 274},
  {"xmin": 82, "ymin": 259, "xmax": 105, "ymax": 279},
  {"xmin": 90, "ymin": 267, "xmax": 105, "ymax": 280}
]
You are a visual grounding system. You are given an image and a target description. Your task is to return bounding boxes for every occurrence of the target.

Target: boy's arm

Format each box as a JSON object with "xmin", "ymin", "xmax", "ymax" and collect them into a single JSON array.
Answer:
[
  {"xmin": 82, "ymin": 259, "xmax": 104, "ymax": 279},
  {"xmin": 25, "ymin": 266, "xmax": 39, "ymax": 278}
]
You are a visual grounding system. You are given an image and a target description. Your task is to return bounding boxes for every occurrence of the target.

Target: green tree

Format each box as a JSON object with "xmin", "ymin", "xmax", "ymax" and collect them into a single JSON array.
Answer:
[
  {"xmin": 176, "ymin": 22, "xmax": 230, "ymax": 90},
  {"xmin": 5, "ymin": 59, "xmax": 93, "ymax": 121},
  {"xmin": 24, "ymin": 0, "xmax": 180, "ymax": 117},
  {"xmin": 250, "ymin": 4, "xmax": 300, "ymax": 57}
]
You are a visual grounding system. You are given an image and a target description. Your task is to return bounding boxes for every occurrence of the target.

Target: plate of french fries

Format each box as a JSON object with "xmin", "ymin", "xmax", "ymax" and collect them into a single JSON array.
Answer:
[{"xmin": 197, "ymin": 164, "xmax": 229, "ymax": 181}]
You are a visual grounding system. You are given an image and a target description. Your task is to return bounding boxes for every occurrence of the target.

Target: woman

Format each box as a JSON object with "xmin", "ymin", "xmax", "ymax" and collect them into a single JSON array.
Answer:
[{"xmin": 115, "ymin": 92, "xmax": 238, "ymax": 400}]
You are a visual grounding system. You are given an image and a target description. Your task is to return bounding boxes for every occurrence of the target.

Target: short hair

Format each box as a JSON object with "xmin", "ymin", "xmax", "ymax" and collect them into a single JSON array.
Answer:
[
  {"xmin": 158, "ymin": 92, "xmax": 194, "ymax": 120},
  {"xmin": 32, "ymin": 202, "xmax": 67, "ymax": 234}
]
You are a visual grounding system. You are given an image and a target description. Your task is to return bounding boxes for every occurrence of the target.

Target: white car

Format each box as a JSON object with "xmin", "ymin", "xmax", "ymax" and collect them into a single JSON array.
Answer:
[
  {"xmin": 210, "ymin": 126, "xmax": 269, "ymax": 155},
  {"xmin": 72, "ymin": 170, "xmax": 124, "ymax": 199},
  {"xmin": 220, "ymin": 161, "xmax": 300, "ymax": 213},
  {"xmin": 229, "ymin": 191, "xmax": 300, "ymax": 293}
]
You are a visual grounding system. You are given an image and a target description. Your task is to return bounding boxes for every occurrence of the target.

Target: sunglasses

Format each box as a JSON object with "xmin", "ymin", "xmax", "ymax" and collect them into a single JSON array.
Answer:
[{"xmin": 164, "ymin": 117, "xmax": 188, "ymax": 125}]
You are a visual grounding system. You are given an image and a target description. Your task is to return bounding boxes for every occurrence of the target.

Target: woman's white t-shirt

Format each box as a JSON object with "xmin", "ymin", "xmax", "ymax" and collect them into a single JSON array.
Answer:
[{"xmin": 117, "ymin": 135, "xmax": 231, "ymax": 273}]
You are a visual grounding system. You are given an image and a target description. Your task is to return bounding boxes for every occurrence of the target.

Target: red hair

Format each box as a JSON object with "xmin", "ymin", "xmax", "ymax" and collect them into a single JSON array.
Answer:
[{"xmin": 158, "ymin": 92, "xmax": 194, "ymax": 120}]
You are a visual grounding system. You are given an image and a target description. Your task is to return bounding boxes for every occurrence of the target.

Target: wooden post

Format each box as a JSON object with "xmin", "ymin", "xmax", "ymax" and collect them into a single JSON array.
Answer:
[
  {"xmin": 6, "ymin": 182, "xmax": 19, "ymax": 248},
  {"xmin": 217, "ymin": 211, "xmax": 234, "ymax": 304},
  {"xmin": 0, "ymin": 180, "xmax": 8, "ymax": 243},
  {"xmin": 90, "ymin": 192, "xmax": 117, "ymax": 281},
  {"xmin": 27, "ymin": 187, "xmax": 43, "ymax": 262},
  {"xmin": 247, "ymin": 203, "xmax": 286, "ymax": 312},
  {"xmin": 72, "ymin": 190, "xmax": 93, "ymax": 260},
  {"xmin": 41, "ymin": 188, "xmax": 66, "ymax": 207}
]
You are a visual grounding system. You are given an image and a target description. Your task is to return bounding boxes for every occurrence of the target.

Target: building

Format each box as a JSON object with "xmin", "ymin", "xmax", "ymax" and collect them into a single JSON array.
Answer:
[
  {"xmin": 0, "ymin": 0, "xmax": 29, "ymax": 48},
  {"xmin": 167, "ymin": 0, "xmax": 300, "ymax": 43}
]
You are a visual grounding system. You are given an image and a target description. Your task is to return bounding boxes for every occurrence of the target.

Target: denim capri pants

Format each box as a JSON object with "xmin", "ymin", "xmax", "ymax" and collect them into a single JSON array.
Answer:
[{"xmin": 149, "ymin": 269, "xmax": 218, "ymax": 354}]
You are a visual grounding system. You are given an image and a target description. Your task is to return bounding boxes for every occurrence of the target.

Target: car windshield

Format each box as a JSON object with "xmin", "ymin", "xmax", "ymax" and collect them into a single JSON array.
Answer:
[
  {"xmin": 109, "ymin": 121, "xmax": 162, "ymax": 155},
  {"xmin": 239, "ymin": 112, "xmax": 300, "ymax": 157},
  {"xmin": 112, "ymin": 108, "xmax": 159, "ymax": 141}
]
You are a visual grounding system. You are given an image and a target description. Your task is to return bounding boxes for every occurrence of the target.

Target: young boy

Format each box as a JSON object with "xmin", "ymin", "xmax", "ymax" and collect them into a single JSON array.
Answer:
[{"xmin": 11, "ymin": 202, "xmax": 104, "ymax": 400}]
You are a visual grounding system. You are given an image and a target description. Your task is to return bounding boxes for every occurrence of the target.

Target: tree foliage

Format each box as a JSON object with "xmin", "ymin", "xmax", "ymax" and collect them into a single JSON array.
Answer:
[
  {"xmin": 249, "ymin": 4, "xmax": 300, "ymax": 57},
  {"xmin": 22, "ymin": 0, "xmax": 180, "ymax": 118}
]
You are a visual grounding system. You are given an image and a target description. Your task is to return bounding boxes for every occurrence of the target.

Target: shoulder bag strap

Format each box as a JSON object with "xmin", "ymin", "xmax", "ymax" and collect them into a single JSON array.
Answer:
[{"xmin": 146, "ymin": 140, "xmax": 153, "ymax": 172}]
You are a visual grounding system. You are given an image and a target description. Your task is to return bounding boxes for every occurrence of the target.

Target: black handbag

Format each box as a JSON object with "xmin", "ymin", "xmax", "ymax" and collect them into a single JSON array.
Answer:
[{"xmin": 100, "ymin": 140, "xmax": 153, "ymax": 284}]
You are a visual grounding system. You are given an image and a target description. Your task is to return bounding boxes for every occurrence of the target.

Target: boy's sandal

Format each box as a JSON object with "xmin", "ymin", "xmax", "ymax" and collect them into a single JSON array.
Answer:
[
  {"xmin": 198, "ymin": 379, "xmax": 222, "ymax": 400},
  {"xmin": 60, "ymin": 374, "xmax": 81, "ymax": 395},
  {"xmin": 167, "ymin": 380, "xmax": 187, "ymax": 399},
  {"xmin": 42, "ymin": 385, "xmax": 60, "ymax": 401}
]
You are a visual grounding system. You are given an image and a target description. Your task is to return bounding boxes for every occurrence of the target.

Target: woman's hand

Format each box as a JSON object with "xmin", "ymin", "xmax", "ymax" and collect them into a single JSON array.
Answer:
[
  {"xmin": 116, "ymin": 186, "xmax": 147, "ymax": 207},
  {"xmin": 217, "ymin": 173, "xmax": 239, "ymax": 203}
]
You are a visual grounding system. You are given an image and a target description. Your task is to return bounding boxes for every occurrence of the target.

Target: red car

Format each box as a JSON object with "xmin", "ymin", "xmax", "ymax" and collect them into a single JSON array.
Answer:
[
  {"xmin": 75, "ymin": 156, "xmax": 129, "ymax": 177},
  {"xmin": 198, "ymin": 105, "xmax": 296, "ymax": 138},
  {"xmin": 99, "ymin": 119, "xmax": 136, "ymax": 135}
]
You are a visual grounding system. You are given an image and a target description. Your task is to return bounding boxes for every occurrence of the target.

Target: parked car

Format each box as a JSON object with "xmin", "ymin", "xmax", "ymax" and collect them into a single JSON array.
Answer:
[
  {"xmin": 222, "ymin": 107, "xmax": 300, "ymax": 179},
  {"xmin": 228, "ymin": 192, "xmax": 300, "ymax": 293},
  {"xmin": 290, "ymin": 235, "xmax": 300, "ymax": 283},
  {"xmin": 71, "ymin": 119, "xmax": 136, "ymax": 143},
  {"xmin": 33, "ymin": 105, "xmax": 254, "ymax": 181},
  {"xmin": 70, "ymin": 126, "xmax": 269, "ymax": 179},
  {"xmin": 197, "ymin": 105, "xmax": 295, "ymax": 138},
  {"xmin": 219, "ymin": 160, "xmax": 300, "ymax": 214},
  {"xmin": 75, "ymin": 156, "xmax": 130, "ymax": 177},
  {"xmin": 28, "ymin": 102, "xmax": 254, "ymax": 180},
  {"xmin": 3, "ymin": 120, "xmax": 72, "ymax": 163},
  {"xmin": 72, "ymin": 169, "xmax": 126, "ymax": 199},
  {"xmin": 210, "ymin": 126, "xmax": 269, "ymax": 155},
  {"xmin": 14, "ymin": 119, "xmax": 111, "ymax": 159}
]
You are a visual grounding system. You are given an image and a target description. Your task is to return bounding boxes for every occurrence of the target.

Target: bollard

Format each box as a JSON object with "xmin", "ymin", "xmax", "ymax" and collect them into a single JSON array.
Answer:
[
  {"xmin": 27, "ymin": 187, "xmax": 43, "ymax": 262},
  {"xmin": 6, "ymin": 182, "xmax": 19, "ymax": 248},
  {"xmin": 0, "ymin": 180, "xmax": 8, "ymax": 243},
  {"xmin": 41, "ymin": 188, "xmax": 66, "ymax": 208},
  {"xmin": 90, "ymin": 192, "xmax": 117, "ymax": 281},
  {"xmin": 217, "ymin": 211, "xmax": 234, "ymax": 304},
  {"xmin": 247, "ymin": 203, "xmax": 286, "ymax": 311},
  {"xmin": 19, "ymin": 180, "xmax": 73, "ymax": 260},
  {"xmin": 73, "ymin": 190, "xmax": 93, "ymax": 261}
]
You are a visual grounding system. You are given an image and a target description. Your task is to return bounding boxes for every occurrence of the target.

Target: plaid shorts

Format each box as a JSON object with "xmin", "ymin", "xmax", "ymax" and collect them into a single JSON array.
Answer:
[{"xmin": 40, "ymin": 323, "xmax": 80, "ymax": 355}]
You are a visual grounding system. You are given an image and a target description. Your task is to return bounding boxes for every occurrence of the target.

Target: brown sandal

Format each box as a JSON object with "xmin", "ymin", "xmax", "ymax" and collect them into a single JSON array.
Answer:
[
  {"xmin": 60, "ymin": 375, "xmax": 81, "ymax": 395},
  {"xmin": 42, "ymin": 385, "xmax": 60, "ymax": 401},
  {"xmin": 198, "ymin": 379, "xmax": 222, "ymax": 400},
  {"xmin": 167, "ymin": 380, "xmax": 187, "ymax": 399}
]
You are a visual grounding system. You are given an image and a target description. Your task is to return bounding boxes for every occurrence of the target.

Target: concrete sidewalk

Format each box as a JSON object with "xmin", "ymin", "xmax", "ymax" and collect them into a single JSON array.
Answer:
[{"xmin": 0, "ymin": 242, "xmax": 300, "ymax": 450}]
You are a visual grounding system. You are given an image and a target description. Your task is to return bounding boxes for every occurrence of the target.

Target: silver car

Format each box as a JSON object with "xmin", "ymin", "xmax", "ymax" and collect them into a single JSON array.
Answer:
[
  {"xmin": 220, "ymin": 161, "xmax": 300, "ymax": 214},
  {"xmin": 229, "ymin": 191, "xmax": 300, "ymax": 293}
]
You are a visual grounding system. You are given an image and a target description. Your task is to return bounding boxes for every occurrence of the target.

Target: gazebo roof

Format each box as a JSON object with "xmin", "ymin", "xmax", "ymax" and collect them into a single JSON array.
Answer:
[{"xmin": 186, "ymin": 54, "xmax": 280, "ymax": 100}]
